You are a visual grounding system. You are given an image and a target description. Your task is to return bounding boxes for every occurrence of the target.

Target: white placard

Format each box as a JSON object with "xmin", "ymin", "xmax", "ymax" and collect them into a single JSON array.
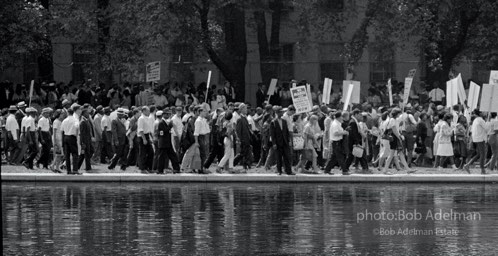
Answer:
[
  {"xmin": 291, "ymin": 85, "xmax": 312, "ymax": 114},
  {"xmin": 446, "ymin": 79, "xmax": 458, "ymax": 108},
  {"xmin": 292, "ymin": 82, "xmax": 297, "ymax": 88},
  {"xmin": 206, "ymin": 70, "xmax": 212, "ymax": 89},
  {"xmin": 322, "ymin": 78, "xmax": 332, "ymax": 104},
  {"xmin": 146, "ymin": 61, "xmax": 161, "ymax": 82},
  {"xmin": 468, "ymin": 82, "xmax": 480, "ymax": 110},
  {"xmin": 479, "ymin": 84, "xmax": 498, "ymax": 112},
  {"xmin": 306, "ymin": 83, "xmax": 313, "ymax": 108},
  {"xmin": 490, "ymin": 70, "xmax": 498, "ymax": 85},
  {"xmin": 455, "ymin": 73, "xmax": 466, "ymax": 104},
  {"xmin": 268, "ymin": 78, "xmax": 278, "ymax": 96},
  {"xmin": 387, "ymin": 79, "xmax": 393, "ymax": 106},
  {"xmin": 28, "ymin": 80, "xmax": 34, "ymax": 106},
  {"xmin": 403, "ymin": 77, "xmax": 413, "ymax": 104},
  {"xmin": 341, "ymin": 80, "xmax": 360, "ymax": 104},
  {"xmin": 343, "ymin": 83, "xmax": 354, "ymax": 111}
]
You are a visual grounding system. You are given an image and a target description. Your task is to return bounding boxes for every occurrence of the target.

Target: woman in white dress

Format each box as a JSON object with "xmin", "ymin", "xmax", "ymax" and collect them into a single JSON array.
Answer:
[
  {"xmin": 436, "ymin": 113, "xmax": 457, "ymax": 170},
  {"xmin": 432, "ymin": 112, "xmax": 445, "ymax": 168}
]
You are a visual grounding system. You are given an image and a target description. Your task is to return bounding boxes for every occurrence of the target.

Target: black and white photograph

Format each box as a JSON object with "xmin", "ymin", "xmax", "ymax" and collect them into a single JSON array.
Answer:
[{"xmin": 1, "ymin": 0, "xmax": 498, "ymax": 255}]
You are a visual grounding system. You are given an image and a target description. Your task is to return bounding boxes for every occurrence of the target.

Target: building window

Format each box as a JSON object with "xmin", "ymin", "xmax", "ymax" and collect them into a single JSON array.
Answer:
[
  {"xmin": 320, "ymin": 62, "xmax": 345, "ymax": 86},
  {"xmin": 72, "ymin": 44, "xmax": 95, "ymax": 83},
  {"xmin": 369, "ymin": 46, "xmax": 395, "ymax": 83}
]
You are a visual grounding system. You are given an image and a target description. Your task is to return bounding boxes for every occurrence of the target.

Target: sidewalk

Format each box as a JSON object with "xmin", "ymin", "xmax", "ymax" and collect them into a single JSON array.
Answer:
[{"xmin": 2, "ymin": 164, "xmax": 498, "ymax": 183}]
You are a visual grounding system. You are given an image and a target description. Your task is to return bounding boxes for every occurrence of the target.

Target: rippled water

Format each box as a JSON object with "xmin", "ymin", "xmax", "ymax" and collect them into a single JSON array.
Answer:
[{"xmin": 2, "ymin": 183, "xmax": 498, "ymax": 255}]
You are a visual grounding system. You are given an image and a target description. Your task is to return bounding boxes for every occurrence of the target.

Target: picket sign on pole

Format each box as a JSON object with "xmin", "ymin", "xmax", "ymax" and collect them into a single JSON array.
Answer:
[
  {"xmin": 446, "ymin": 79, "xmax": 458, "ymax": 108},
  {"xmin": 455, "ymin": 73, "xmax": 467, "ymax": 105},
  {"xmin": 479, "ymin": 84, "xmax": 498, "ymax": 113},
  {"xmin": 290, "ymin": 85, "xmax": 312, "ymax": 114},
  {"xmin": 322, "ymin": 78, "xmax": 332, "ymax": 104},
  {"xmin": 343, "ymin": 83, "xmax": 354, "ymax": 111},
  {"xmin": 204, "ymin": 70, "xmax": 212, "ymax": 103},
  {"xmin": 306, "ymin": 83, "xmax": 313, "ymax": 108},
  {"xmin": 28, "ymin": 80, "xmax": 34, "ymax": 107},
  {"xmin": 489, "ymin": 70, "xmax": 498, "ymax": 84},
  {"xmin": 387, "ymin": 79, "xmax": 393, "ymax": 106},
  {"xmin": 266, "ymin": 78, "xmax": 278, "ymax": 103},
  {"xmin": 468, "ymin": 82, "xmax": 480, "ymax": 111}
]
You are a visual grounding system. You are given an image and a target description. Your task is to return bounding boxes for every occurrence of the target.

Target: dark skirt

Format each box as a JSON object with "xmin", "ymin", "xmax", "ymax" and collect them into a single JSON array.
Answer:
[{"xmin": 453, "ymin": 140, "xmax": 467, "ymax": 158}]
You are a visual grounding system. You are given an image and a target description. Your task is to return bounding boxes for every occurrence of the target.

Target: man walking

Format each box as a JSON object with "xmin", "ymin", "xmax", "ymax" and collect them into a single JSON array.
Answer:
[
  {"xmin": 23, "ymin": 108, "xmax": 38, "ymax": 169},
  {"xmin": 324, "ymin": 111, "xmax": 349, "ymax": 175},
  {"xmin": 78, "ymin": 105, "xmax": 94, "ymax": 172},
  {"xmin": 61, "ymin": 104, "xmax": 82, "ymax": 175},
  {"xmin": 157, "ymin": 109, "xmax": 180, "ymax": 174},
  {"xmin": 137, "ymin": 106, "xmax": 154, "ymax": 172},
  {"xmin": 269, "ymin": 106, "xmax": 294, "ymax": 175},
  {"xmin": 344, "ymin": 109, "xmax": 370, "ymax": 174},
  {"xmin": 37, "ymin": 108, "xmax": 53, "ymax": 169},
  {"xmin": 234, "ymin": 103, "xmax": 253, "ymax": 169},
  {"xmin": 108, "ymin": 108, "xmax": 129, "ymax": 171}
]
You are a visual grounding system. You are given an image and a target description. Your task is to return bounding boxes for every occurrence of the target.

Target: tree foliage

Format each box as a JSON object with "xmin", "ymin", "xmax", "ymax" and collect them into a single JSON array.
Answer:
[{"xmin": 0, "ymin": 0, "xmax": 49, "ymax": 71}]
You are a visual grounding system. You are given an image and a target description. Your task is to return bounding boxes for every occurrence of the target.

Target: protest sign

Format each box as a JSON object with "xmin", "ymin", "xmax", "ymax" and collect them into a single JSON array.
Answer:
[
  {"xmin": 28, "ymin": 80, "xmax": 34, "ymax": 106},
  {"xmin": 468, "ymin": 82, "xmax": 480, "ymax": 110},
  {"xmin": 403, "ymin": 77, "xmax": 413, "ymax": 104},
  {"xmin": 322, "ymin": 78, "xmax": 332, "ymax": 104},
  {"xmin": 343, "ymin": 83, "xmax": 354, "ymax": 111},
  {"xmin": 446, "ymin": 79, "xmax": 458, "ymax": 108},
  {"xmin": 455, "ymin": 73, "xmax": 466, "ymax": 104},
  {"xmin": 341, "ymin": 80, "xmax": 360, "ymax": 104},
  {"xmin": 387, "ymin": 79, "xmax": 393, "ymax": 106},
  {"xmin": 291, "ymin": 85, "xmax": 312, "ymax": 114},
  {"xmin": 490, "ymin": 70, "xmax": 498, "ymax": 84},
  {"xmin": 204, "ymin": 70, "xmax": 212, "ymax": 102},
  {"xmin": 146, "ymin": 61, "xmax": 161, "ymax": 82},
  {"xmin": 408, "ymin": 69, "xmax": 417, "ymax": 78},
  {"xmin": 306, "ymin": 83, "xmax": 313, "ymax": 107},
  {"xmin": 267, "ymin": 78, "xmax": 278, "ymax": 96},
  {"xmin": 480, "ymin": 84, "xmax": 498, "ymax": 112}
]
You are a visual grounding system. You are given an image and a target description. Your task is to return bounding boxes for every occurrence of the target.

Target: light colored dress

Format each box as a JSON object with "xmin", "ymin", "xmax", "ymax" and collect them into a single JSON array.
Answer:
[{"xmin": 436, "ymin": 122, "xmax": 454, "ymax": 156}]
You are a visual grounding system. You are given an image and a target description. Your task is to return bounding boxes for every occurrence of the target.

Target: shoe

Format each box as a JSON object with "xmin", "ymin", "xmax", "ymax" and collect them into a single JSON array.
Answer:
[
  {"xmin": 74, "ymin": 172, "xmax": 82, "ymax": 175},
  {"xmin": 407, "ymin": 169, "xmax": 416, "ymax": 174},
  {"xmin": 120, "ymin": 166, "xmax": 127, "ymax": 171},
  {"xmin": 463, "ymin": 165, "xmax": 471, "ymax": 174},
  {"xmin": 362, "ymin": 169, "xmax": 372, "ymax": 174},
  {"xmin": 481, "ymin": 169, "xmax": 487, "ymax": 175},
  {"xmin": 342, "ymin": 172, "xmax": 350, "ymax": 176},
  {"xmin": 108, "ymin": 166, "xmax": 114, "ymax": 170},
  {"xmin": 384, "ymin": 171, "xmax": 394, "ymax": 175},
  {"xmin": 287, "ymin": 172, "xmax": 296, "ymax": 175},
  {"xmin": 156, "ymin": 171, "xmax": 165, "ymax": 174}
]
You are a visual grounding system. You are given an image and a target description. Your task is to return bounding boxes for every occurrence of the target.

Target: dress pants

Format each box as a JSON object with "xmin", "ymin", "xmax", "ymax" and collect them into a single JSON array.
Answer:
[
  {"xmin": 152, "ymin": 141, "xmax": 159, "ymax": 170},
  {"xmin": 325, "ymin": 140, "xmax": 347, "ymax": 173},
  {"xmin": 25, "ymin": 134, "xmax": 38, "ymax": 169},
  {"xmin": 109, "ymin": 143, "xmax": 129, "ymax": 169},
  {"xmin": 467, "ymin": 141, "xmax": 486, "ymax": 170},
  {"xmin": 198, "ymin": 134, "xmax": 209, "ymax": 170},
  {"xmin": 64, "ymin": 135, "xmax": 79, "ymax": 174},
  {"xmin": 101, "ymin": 131, "xmax": 114, "ymax": 162},
  {"xmin": 78, "ymin": 143, "xmax": 93, "ymax": 171},
  {"xmin": 157, "ymin": 146, "xmax": 180, "ymax": 173},
  {"xmin": 234, "ymin": 141, "xmax": 253, "ymax": 167},
  {"xmin": 275, "ymin": 145, "xmax": 292, "ymax": 174},
  {"xmin": 203, "ymin": 139, "xmax": 224, "ymax": 169},
  {"xmin": 37, "ymin": 131, "xmax": 52, "ymax": 168},
  {"xmin": 138, "ymin": 136, "xmax": 153, "ymax": 171}
]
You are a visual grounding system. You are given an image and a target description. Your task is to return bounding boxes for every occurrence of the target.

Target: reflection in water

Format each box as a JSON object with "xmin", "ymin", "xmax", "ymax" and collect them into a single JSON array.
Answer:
[{"xmin": 2, "ymin": 183, "xmax": 498, "ymax": 255}]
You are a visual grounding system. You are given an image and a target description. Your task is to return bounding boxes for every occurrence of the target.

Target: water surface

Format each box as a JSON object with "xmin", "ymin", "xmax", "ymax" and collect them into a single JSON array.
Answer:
[{"xmin": 2, "ymin": 183, "xmax": 498, "ymax": 255}]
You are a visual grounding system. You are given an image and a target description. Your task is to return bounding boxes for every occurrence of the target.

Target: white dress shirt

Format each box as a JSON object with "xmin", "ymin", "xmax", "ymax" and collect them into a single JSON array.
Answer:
[
  {"xmin": 329, "ymin": 119, "xmax": 345, "ymax": 141},
  {"xmin": 61, "ymin": 114, "xmax": 80, "ymax": 136},
  {"xmin": 471, "ymin": 116, "xmax": 487, "ymax": 142},
  {"xmin": 6, "ymin": 114, "xmax": 19, "ymax": 140},
  {"xmin": 38, "ymin": 116, "xmax": 51, "ymax": 132},
  {"xmin": 194, "ymin": 116, "xmax": 211, "ymax": 136},
  {"xmin": 171, "ymin": 114, "xmax": 183, "ymax": 138},
  {"xmin": 101, "ymin": 115, "xmax": 111, "ymax": 131},
  {"xmin": 137, "ymin": 114, "xmax": 153, "ymax": 135}
]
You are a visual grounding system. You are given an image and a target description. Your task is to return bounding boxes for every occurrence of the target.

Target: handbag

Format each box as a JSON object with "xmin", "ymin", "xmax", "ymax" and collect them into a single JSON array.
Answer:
[
  {"xmin": 292, "ymin": 133, "xmax": 304, "ymax": 150},
  {"xmin": 352, "ymin": 144, "xmax": 364, "ymax": 158}
]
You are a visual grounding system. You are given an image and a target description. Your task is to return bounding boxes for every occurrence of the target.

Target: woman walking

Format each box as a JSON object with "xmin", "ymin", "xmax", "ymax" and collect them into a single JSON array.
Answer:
[
  {"xmin": 382, "ymin": 108, "xmax": 414, "ymax": 174},
  {"xmin": 216, "ymin": 112, "xmax": 235, "ymax": 173},
  {"xmin": 295, "ymin": 115, "xmax": 321, "ymax": 174},
  {"xmin": 435, "ymin": 113, "xmax": 458, "ymax": 170}
]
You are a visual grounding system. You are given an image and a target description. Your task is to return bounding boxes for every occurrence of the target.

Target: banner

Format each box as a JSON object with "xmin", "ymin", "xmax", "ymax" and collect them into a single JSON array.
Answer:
[
  {"xmin": 146, "ymin": 61, "xmax": 161, "ymax": 82},
  {"xmin": 267, "ymin": 78, "xmax": 278, "ymax": 96},
  {"xmin": 455, "ymin": 73, "xmax": 467, "ymax": 104},
  {"xmin": 490, "ymin": 70, "xmax": 498, "ymax": 85},
  {"xmin": 322, "ymin": 78, "xmax": 332, "ymax": 104},
  {"xmin": 343, "ymin": 83, "xmax": 354, "ymax": 111},
  {"xmin": 468, "ymin": 82, "xmax": 480, "ymax": 110},
  {"xmin": 387, "ymin": 79, "xmax": 393, "ymax": 106},
  {"xmin": 446, "ymin": 79, "xmax": 458, "ymax": 108},
  {"xmin": 290, "ymin": 85, "xmax": 312, "ymax": 114},
  {"xmin": 341, "ymin": 80, "xmax": 360, "ymax": 104},
  {"xmin": 479, "ymin": 84, "xmax": 498, "ymax": 112},
  {"xmin": 403, "ymin": 77, "xmax": 413, "ymax": 104}
]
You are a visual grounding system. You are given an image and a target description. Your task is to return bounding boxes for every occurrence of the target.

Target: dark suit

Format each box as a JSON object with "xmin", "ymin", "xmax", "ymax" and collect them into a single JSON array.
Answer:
[
  {"xmin": 256, "ymin": 89, "xmax": 265, "ymax": 107},
  {"xmin": 108, "ymin": 118, "xmax": 128, "ymax": 170},
  {"xmin": 270, "ymin": 118, "xmax": 292, "ymax": 174},
  {"xmin": 157, "ymin": 119, "xmax": 180, "ymax": 173},
  {"xmin": 345, "ymin": 117, "xmax": 368, "ymax": 170},
  {"xmin": 78, "ymin": 116, "xmax": 94, "ymax": 171},
  {"xmin": 234, "ymin": 115, "xmax": 253, "ymax": 168}
]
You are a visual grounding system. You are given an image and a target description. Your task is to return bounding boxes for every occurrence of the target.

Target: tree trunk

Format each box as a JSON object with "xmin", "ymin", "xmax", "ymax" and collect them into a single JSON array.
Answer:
[{"xmin": 254, "ymin": 0, "xmax": 282, "ymax": 87}]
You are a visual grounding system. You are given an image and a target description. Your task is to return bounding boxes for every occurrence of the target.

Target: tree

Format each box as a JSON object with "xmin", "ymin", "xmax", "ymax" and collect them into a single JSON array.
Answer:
[
  {"xmin": 0, "ymin": 0, "xmax": 51, "ymax": 78},
  {"xmin": 345, "ymin": 0, "xmax": 498, "ymax": 84}
]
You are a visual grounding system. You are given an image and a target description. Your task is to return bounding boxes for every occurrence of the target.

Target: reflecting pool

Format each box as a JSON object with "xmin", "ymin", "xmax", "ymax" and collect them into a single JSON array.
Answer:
[{"xmin": 2, "ymin": 183, "xmax": 498, "ymax": 255}]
